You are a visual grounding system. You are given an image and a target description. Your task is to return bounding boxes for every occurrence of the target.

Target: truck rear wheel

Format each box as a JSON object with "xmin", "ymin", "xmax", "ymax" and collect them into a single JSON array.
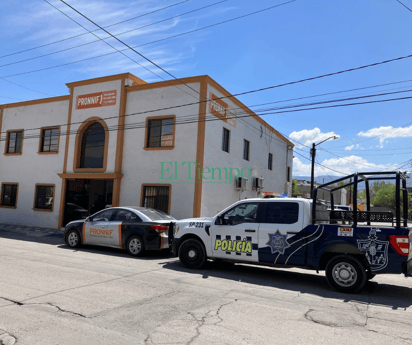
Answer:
[
  {"xmin": 325, "ymin": 255, "xmax": 367, "ymax": 293},
  {"xmin": 178, "ymin": 239, "xmax": 206, "ymax": 269}
]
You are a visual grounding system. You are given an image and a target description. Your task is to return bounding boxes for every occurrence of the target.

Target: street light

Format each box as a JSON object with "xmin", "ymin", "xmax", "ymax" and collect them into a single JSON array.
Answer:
[{"xmin": 310, "ymin": 136, "xmax": 339, "ymax": 199}]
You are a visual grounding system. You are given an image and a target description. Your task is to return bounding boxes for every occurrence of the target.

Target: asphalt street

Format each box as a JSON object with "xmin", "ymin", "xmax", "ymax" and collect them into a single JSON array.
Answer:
[{"xmin": 0, "ymin": 230, "xmax": 411, "ymax": 345}]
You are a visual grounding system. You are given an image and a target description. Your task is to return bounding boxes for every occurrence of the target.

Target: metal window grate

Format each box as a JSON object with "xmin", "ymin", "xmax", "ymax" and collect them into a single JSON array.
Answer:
[
  {"xmin": 142, "ymin": 186, "xmax": 170, "ymax": 213},
  {"xmin": 1, "ymin": 184, "xmax": 17, "ymax": 207},
  {"xmin": 35, "ymin": 185, "xmax": 54, "ymax": 210}
]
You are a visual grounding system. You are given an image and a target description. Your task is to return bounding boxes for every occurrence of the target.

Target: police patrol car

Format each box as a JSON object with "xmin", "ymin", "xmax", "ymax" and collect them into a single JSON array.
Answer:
[
  {"xmin": 64, "ymin": 207, "xmax": 175, "ymax": 256},
  {"xmin": 172, "ymin": 171, "xmax": 412, "ymax": 293}
]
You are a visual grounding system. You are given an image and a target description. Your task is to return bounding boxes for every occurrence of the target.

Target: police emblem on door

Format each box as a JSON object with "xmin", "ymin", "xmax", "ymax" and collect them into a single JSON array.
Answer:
[
  {"xmin": 357, "ymin": 228, "xmax": 389, "ymax": 271},
  {"xmin": 266, "ymin": 230, "xmax": 290, "ymax": 255}
]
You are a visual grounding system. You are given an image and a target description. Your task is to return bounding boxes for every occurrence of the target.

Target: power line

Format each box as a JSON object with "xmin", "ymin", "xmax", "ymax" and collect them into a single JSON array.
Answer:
[
  {"xmin": 6, "ymin": 91, "xmax": 412, "ymax": 144},
  {"xmin": 4, "ymin": 82, "xmax": 412, "ymax": 137},
  {"xmin": 0, "ymin": 1, "xmax": 226, "ymax": 69},
  {"xmin": 0, "ymin": 1, "xmax": 296, "ymax": 79},
  {"xmin": 0, "ymin": 0, "xmax": 190, "ymax": 60},
  {"xmin": 396, "ymin": 0, "xmax": 412, "ymax": 13}
]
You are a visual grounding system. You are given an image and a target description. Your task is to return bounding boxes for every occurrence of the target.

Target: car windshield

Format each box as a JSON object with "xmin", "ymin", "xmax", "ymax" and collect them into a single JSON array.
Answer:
[{"xmin": 135, "ymin": 208, "xmax": 175, "ymax": 221}]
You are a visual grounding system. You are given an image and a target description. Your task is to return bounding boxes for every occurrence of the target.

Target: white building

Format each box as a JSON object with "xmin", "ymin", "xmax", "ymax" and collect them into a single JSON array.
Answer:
[{"xmin": 0, "ymin": 73, "xmax": 294, "ymax": 229}]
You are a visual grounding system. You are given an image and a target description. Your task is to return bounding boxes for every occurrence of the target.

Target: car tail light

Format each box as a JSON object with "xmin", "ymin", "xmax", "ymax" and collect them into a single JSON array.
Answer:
[
  {"xmin": 151, "ymin": 225, "xmax": 168, "ymax": 232},
  {"xmin": 389, "ymin": 235, "xmax": 410, "ymax": 256}
]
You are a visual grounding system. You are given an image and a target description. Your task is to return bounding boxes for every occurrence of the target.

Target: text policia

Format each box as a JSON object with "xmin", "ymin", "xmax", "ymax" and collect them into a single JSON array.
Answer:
[{"xmin": 214, "ymin": 238, "xmax": 253, "ymax": 254}]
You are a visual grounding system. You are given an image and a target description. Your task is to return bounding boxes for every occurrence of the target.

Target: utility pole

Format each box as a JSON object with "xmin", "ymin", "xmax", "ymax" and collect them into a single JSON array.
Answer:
[
  {"xmin": 310, "ymin": 143, "xmax": 316, "ymax": 199},
  {"xmin": 310, "ymin": 136, "xmax": 339, "ymax": 199}
]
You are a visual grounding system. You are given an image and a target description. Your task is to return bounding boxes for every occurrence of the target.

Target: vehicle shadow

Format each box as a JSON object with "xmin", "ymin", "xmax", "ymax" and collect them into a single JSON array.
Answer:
[
  {"xmin": 162, "ymin": 260, "xmax": 412, "ymax": 310},
  {"xmin": 57, "ymin": 244, "xmax": 175, "ymax": 260}
]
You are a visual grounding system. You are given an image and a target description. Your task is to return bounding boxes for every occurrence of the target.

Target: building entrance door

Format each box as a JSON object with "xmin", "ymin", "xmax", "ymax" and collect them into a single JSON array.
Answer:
[{"xmin": 63, "ymin": 179, "xmax": 113, "ymax": 226}]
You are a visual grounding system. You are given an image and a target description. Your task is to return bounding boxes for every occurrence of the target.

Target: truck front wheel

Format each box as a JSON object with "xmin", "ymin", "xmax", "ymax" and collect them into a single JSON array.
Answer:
[
  {"xmin": 325, "ymin": 255, "xmax": 367, "ymax": 293},
  {"xmin": 178, "ymin": 239, "xmax": 206, "ymax": 269}
]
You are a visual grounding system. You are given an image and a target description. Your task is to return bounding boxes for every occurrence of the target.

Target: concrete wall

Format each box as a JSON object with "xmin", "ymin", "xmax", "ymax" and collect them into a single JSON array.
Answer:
[
  {"xmin": 0, "ymin": 100, "xmax": 69, "ymax": 228},
  {"xmin": 119, "ymin": 83, "xmax": 201, "ymax": 220},
  {"xmin": 66, "ymin": 80, "xmax": 122, "ymax": 174},
  {"xmin": 200, "ymin": 83, "xmax": 293, "ymax": 217}
]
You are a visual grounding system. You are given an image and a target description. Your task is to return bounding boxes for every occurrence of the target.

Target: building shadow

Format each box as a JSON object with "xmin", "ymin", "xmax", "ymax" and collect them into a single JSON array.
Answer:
[{"xmin": 162, "ymin": 260, "xmax": 412, "ymax": 310}]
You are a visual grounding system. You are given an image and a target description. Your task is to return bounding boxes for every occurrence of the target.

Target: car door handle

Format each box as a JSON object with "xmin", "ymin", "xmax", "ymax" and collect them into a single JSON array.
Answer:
[
  {"xmin": 245, "ymin": 229, "xmax": 256, "ymax": 233},
  {"xmin": 101, "ymin": 226, "xmax": 107, "ymax": 228},
  {"xmin": 287, "ymin": 231, "xmax": 298, "ymax": 235}
]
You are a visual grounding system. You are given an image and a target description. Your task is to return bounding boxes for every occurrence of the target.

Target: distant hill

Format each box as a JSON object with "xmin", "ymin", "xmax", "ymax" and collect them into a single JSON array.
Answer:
[{"xmin": 293, "ymin": 175, "xmax": 412, "ymax": 187}]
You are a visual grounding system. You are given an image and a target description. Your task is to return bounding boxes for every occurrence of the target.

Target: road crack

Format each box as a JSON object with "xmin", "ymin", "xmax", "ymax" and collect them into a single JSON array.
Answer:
[{"xmin": 0, "ymin": 329, "xmax": 17, "ymax": 345}]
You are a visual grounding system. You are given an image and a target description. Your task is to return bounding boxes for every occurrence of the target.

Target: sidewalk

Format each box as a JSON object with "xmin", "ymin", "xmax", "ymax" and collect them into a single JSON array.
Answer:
[{"xmin": 0, "ymin": 223, "xmax": 63, "ymax": 238}]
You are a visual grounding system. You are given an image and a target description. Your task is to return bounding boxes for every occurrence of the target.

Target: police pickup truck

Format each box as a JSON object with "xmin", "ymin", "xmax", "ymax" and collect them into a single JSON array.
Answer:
[{"xmin": 172, "ymin": 171, "xmax": 412, "ymax": 293}]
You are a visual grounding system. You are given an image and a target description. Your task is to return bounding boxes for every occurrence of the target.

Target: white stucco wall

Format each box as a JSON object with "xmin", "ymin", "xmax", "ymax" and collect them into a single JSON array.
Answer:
[
  {"xmin": 0, "ymin": 100, "xmax": 69, "ymax": 228},
  {"xmin": 200, "ymin": 83, "xmax": 293, "ymax": 217},
  {"xmin": 119, "ymin": 82, "xmax": 201, "ymax": 220},
  {"xmin": 66, "ymin": 80, "xmax": 122, "ymax": 174}
]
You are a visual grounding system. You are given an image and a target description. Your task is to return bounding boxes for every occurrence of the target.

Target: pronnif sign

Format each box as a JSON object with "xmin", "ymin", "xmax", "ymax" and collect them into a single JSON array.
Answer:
[
  {"xmin": 76, "ymin": 90, "xmax": 117, "ymax": 110},
  {"xmin": 209, "ymin": 92, "xmax": 236, "ymax": 127}
]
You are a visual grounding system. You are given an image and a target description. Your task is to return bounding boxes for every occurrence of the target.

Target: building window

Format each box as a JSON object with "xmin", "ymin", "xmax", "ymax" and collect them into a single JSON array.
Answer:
[
  {"xmin": 287, "ymin": 167, "xmax": 291, "ymax": 182},
  {"xmin": 6, "ymin": 130, "xmax": 23, "ymax": 154},
  {"xmin": 261, "ymin": 202, "xmax": 299, "ymax": 224},
  {"xmin": 222, "ymin": 128, "xmax": 230, "ymax": 152},
  {"xmin": 40, "ymin": 127, "xmax": 59, "ymax": 153},
  {"xmin": 243, "ymin": 139, "xmax": 250, "ymax": 161},
  {"xmin": 1, "ymin": 183, "xmax": 18, "ymax": 208},
  {"xmin": 146, "ymin": 117, "xmax": 175, "ymax": 149},
  {"xmin": 80, "ymin": 122, "xmax": 105, "ymax": 168},
  {"xmin": 34, "ymin": 184, "xmax": 55, "ymax": 211},
  {"xmin": 268, "ymin": 153, "xmax": 273, "ymax": 170},
  {"xmin": 141, "ymin": 185, "xmax": 171, "ymax": 214}
]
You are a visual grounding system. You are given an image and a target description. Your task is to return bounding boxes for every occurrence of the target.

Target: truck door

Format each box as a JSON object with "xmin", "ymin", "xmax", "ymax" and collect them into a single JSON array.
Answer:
[
  {"xmin": 211, "ymin": 202, "xmax": 261, "ymax": 262},
  {"xmin": 258, "ymin": 201, "xmax": 306, "ymax": 266}
]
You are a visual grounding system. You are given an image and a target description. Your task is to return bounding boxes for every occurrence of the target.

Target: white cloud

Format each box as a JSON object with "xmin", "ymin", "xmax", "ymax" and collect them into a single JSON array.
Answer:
[
  {"xmin": 358, "ymin": 125, "xmax": 412, "ymax": 148},
  {"xmin": 289, "ymin": 128, "xmax": 340, "ymax": 148},
  {"xmin": 344, "ymin": 143, "xmax": 363, "ymax": 151},
  {"xmin": 293, "ymin": 155, "xmax": 396, "ymax": 177}
]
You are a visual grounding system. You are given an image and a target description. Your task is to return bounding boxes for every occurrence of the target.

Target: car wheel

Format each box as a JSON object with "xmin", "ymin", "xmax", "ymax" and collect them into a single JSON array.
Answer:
[
  {"xmin": 66, "ymin": 229, "xmax": 81, "ymax": 248},
  {"xmin": 126, "ymin": 235, "xmax": 145, "ymax": 257},
  {"xmin": 325, "ymin": 255, "xmax": 367, "ymax": 294},
  {"xmin": 178, "ymin": 239, "xmax": 206, "ymax": 269}
]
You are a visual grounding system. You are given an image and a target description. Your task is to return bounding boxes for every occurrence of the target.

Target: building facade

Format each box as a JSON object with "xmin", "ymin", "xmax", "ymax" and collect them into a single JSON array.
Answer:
[{"xmin": 0, "ymin": 73, "xmax": 294, "ymax": 229}]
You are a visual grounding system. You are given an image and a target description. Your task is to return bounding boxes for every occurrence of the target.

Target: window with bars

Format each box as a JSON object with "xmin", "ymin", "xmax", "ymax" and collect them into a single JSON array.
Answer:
[
  {"xmin": 40, "ymin": 127, "xmax": 59, "ymax": 152},
  {"xmin": 222, "ymin": 128, "xmax": 230, "ymax": 152},
  {"xmin": 147, "ymin": 118, "xmax": 174, "ymax": 148},
  {"xmin": 6, "ymin": 131, "xmax": 23, "ymax": 154},
  {"xmin": 34, "ymin": 185, "xmax": 54, "ymax": 210},
  {"xmin": 243, "ymin": 139, "xmax": 250, "ymax": 161},
  {"xmin": 1, "ymin": 184, "xmax": 18, "ymax": 207},
  {"xmin": 268, "ymin": 153, "xmax": 273, "ymax": 170},
  {"xmin": 141, "ymin": 185, "xmax": 170, "ymax": 214}
]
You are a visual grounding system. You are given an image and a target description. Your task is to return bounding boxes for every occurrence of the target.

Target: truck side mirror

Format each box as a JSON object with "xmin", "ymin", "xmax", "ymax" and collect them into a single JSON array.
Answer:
[{"xmin": 216, "ymin": 216, "xmax": 223, "ymax": 225}]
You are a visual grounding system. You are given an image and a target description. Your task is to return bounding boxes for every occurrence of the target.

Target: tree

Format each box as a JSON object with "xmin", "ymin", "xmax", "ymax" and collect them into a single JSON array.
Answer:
[
  {"xmin": 292, "ymin": 179, "xmax": 299, "ymax": 196},
  {"xmin": 372, "ymin": 184, "xmax": 410, "ymax": 211}
]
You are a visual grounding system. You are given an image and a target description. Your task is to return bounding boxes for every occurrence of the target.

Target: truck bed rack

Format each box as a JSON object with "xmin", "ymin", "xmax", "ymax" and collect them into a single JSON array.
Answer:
[{"xmin": 312, "ymin": 171, "xmax": 409, "ymax": 228}]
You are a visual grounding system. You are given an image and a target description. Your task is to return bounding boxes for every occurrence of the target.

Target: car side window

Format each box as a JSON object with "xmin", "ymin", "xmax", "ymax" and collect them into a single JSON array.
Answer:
[
  {"xmin": 112, "ymin": 210, "xmax": 142, "ymax": 223},
  {"xmin": 221, "ymin": 203, "xmax": 259, "ymax": 225},
  {"xmin": 262, "ymin": 202, "xmax": 299, "ymax": 224},
  {"xmin": 91, "ymin": 209, "xmax": 115, "ymax": 222}
]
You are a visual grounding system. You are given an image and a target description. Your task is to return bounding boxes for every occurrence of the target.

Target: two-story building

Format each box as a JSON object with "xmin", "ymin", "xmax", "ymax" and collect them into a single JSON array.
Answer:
[{"xmin": 0, "ymin": 73, "xmax": 294, "ymax": 229}]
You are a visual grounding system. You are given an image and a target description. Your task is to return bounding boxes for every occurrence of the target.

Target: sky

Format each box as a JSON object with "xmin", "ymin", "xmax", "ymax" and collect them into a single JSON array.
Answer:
[{"xmin": 1, "ymin": 0, "xmax": 412, "ymax": 178}]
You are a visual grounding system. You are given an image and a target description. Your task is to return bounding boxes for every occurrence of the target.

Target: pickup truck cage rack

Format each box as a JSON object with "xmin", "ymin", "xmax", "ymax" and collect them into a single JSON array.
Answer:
[{"xmin": 312, "ymin": 171, "xmax": 409, "ymax": 228}]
